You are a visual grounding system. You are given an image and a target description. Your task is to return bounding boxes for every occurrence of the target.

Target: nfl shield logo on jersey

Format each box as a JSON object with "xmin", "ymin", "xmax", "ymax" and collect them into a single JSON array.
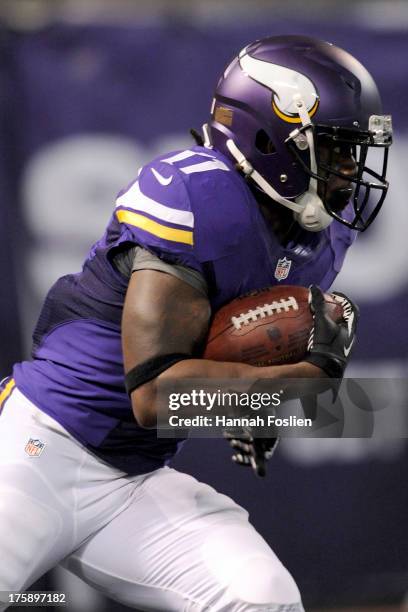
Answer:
[
  {"xmin": 25, "ymin": 438, "xmax": 46, "ymax": 457},
  {"xmin": 274, "ymin": 257, "xmax": 292, "ymax": 281}
]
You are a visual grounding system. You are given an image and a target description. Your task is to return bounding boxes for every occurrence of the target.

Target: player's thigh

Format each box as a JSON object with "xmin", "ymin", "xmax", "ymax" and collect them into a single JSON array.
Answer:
[
  {"xmin": 0, "ymin": 388, "xmax": 78, "ymax": 597},
  {"xmin": 63, "ymin": 467, "xmax": 303, "ymax": 611}
]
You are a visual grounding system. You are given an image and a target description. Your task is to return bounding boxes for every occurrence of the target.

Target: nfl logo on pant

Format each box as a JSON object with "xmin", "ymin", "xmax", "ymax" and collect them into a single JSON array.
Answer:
[{"xmin": 25, "ymin": 438, "xmax": 46, "ymax": 457}]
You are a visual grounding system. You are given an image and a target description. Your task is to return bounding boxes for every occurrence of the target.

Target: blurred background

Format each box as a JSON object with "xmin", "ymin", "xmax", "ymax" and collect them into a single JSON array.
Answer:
[{"xmin": 0, "ymin": 0, "xmax": 407, "ymax": 610}]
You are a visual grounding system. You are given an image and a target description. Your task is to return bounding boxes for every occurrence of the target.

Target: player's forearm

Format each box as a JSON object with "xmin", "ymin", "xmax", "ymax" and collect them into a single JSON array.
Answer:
[
  {"xmin": 132, "ymin": 358, "xmax": 323, "ymax": 427},
  {"xmin": 160, "ymin": 358, "xmax": 323, "ymax": 380}
]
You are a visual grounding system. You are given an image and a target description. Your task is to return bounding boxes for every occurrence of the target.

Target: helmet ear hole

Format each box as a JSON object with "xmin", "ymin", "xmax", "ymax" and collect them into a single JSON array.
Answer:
[{"xmin": 255, "ymin": 130, "xmax": 276, "ymax": 155}]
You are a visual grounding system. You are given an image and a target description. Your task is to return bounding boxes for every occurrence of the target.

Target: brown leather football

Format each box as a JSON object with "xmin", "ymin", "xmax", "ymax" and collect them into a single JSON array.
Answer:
[{"xmin": 203, "ymin": 285, "xmax": 344, "ymax": 366}]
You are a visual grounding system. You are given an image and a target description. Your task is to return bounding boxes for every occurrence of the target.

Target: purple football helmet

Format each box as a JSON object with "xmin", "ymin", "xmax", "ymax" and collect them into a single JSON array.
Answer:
[{"xmin": 206, "ymin": 35, "xmax": 392, "ymax": 232}]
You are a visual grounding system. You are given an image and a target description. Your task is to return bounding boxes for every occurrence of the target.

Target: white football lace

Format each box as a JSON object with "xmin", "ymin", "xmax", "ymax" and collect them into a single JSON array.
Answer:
[{"xmin": 231, "ymin": 297, "xmax": 299, "ymax": 330}]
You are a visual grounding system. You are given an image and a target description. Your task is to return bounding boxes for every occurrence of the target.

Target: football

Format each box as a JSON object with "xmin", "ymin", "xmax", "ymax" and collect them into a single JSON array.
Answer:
[{"xmin": 203, "ymin": 285, "xmax": 344, "ymax": 366}]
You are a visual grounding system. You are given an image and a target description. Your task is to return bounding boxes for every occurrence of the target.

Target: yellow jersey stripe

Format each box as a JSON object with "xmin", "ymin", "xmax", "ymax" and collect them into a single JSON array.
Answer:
[
  {"xmin": 0, "ymin": 378, "xmax": 16, "ymax": 411},
  {"xmin": 115, "ymin": 181, "xmax": 194, "ymax": 228},
  {"xmin": 116, "ymin": 209, "xmax": 194, "ymax": 246}
]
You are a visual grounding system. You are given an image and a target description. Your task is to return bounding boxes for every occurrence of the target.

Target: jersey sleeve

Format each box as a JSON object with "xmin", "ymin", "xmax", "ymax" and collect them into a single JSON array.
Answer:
[
  {"xmin": 112, "ymin": 146, "xmax": 252, "ymax": 274},
  {"xmin": 113, "ymin": 156, "xmax": 200, "ymax": 271}
]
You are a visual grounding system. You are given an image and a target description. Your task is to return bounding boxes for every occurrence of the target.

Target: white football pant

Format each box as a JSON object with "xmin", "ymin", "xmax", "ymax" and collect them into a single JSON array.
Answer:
[{"xmin": 0, "ymin": 387, "xmax": 304, "ymax": 612}]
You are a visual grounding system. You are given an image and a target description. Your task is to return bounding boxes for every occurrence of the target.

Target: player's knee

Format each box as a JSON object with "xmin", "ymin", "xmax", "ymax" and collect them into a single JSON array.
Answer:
[
  {"xmin": 0, "ymin": 486, "xmax": 63, "ymax": 592},
  {"xmin": 226, "ymin": 555, "xmax": 303, "ymax": 610}
]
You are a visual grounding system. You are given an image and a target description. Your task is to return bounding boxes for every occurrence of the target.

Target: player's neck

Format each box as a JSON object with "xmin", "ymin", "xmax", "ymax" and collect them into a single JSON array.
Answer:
[{"xmin": 255, "ymin": 193, "xmax": 301, "ymax": 247}]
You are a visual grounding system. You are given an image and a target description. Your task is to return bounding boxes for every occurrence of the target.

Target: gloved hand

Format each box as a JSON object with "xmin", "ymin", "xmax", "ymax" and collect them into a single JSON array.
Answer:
[
  {"xmin": 224, "ymin": 429, "xmax": 279, "ymax": 477},
  {"xmin": 305, "ymin": 285, "xmax": 359, "ymax": 378}
]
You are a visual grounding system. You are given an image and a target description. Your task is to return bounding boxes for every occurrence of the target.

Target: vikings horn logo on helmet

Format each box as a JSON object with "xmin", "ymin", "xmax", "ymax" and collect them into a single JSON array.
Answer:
[{"xmin": 239, "ymin": 48, "xmax": 319, "ymax": 123}]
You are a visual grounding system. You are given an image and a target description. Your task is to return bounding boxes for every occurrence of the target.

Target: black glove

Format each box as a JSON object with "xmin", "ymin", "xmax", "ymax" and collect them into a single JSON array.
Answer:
[
  {"xmin": 224, "ymin": 429, "xmax": 279, "ymax": 477},
  {"xmin": 305, "ymin": 285, "xmax": 359, "ymax": 378}
]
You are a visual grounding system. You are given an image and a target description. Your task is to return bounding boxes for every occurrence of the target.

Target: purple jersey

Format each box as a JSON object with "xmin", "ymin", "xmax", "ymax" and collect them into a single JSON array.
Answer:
[{"xmin": 13, "ymin": 146, "xmax": 355, "ymax": 474}]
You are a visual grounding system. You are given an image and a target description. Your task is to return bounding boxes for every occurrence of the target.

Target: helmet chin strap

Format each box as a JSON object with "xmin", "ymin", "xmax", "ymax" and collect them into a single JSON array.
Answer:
[
  {"xmin": 292, "ymin": 95, "xmax": 333, "ymax": 231},
  {"xmin": 221, "ymin": 95, "xmax": 333, "ymax": 232}
]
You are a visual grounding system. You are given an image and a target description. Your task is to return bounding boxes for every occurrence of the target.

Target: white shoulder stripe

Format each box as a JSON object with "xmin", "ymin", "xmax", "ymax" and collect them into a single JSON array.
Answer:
[
  {"xmin": 161, "ymin": 150, "xmax": 197, "ymax": 164},
  {"xmin": 161, "ymin": 149, "xmax": 216, "ymax": 164},
  {"xmin": 116, "ymin": 181, "xmax": 194, "ymax": 228},
  {"xmin": 180, "ymin": 159, "xmax": 230, "ymax": 174}
]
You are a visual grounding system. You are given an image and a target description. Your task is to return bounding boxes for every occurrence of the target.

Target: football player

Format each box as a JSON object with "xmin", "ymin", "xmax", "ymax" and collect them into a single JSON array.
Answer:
[{"xmin": 0, "ymin": 35, "xmax": 392, "ymax": 611}]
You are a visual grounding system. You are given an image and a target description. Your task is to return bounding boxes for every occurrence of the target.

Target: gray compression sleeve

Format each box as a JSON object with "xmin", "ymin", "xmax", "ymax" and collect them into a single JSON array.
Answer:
[{"xmin": 112, "ymin": 246, "xmax": 208, "ymax": 296}]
